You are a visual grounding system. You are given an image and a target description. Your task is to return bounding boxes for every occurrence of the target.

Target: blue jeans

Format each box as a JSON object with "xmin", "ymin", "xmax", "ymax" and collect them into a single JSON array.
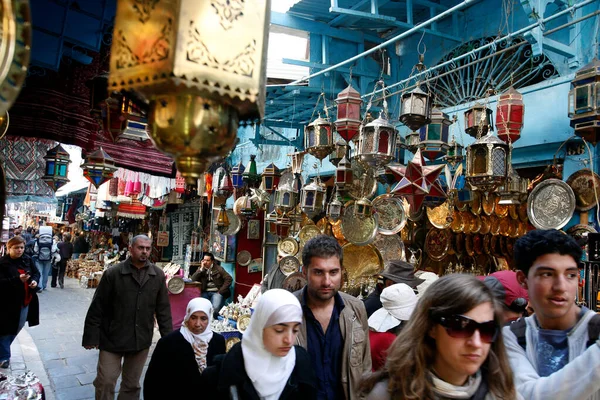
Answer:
[
  {"xmin": 35, "ymin": 259, "xmax": 52, "ymax": 290},
  {"xmin": 0, "ymin": 305, "xmax": 29, "ymax": 362},
  {"xmin": 201, "ymin": 292, "xmax": 225, "ymax": 318}
]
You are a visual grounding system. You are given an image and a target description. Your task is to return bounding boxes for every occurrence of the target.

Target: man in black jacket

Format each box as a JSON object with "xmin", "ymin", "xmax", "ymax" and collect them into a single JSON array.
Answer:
[
  {"xmin": 82, "ymin": 235, "xmax": 172, "ymax": 400},
  {"xmin": 191, "ymin": 252, "xmax": 232, "ymax": 318}
]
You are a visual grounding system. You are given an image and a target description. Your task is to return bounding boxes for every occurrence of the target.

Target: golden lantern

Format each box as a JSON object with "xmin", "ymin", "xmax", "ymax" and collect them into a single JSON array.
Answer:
[
  {"xmin": 466, "ymin": 134, "xmax": 509, "ymax": 192},
  {"xmin": 216, "ymin": 204, "xmax": 230, "ymax": 234},
  {"xmin": 329, "ymin": 140, "xmax": 349, "ymax": 167},
  {"xmin": 404, "ymin": 131, "xmax": 421, "ymax": 154},
  {"xmin": 354, "ymin": 197, "xmax": 373, "ymax": 218},
  {"xmin": 109, "ymin": 0, "xmax": 270, "ymax": 184},
  {"xmin": 498, "ymin": 168, "xmax": 528, "ymax": 205},
  {"xmin": 304, "ymin": 116, "xmax": 335, "ymax": 160}
]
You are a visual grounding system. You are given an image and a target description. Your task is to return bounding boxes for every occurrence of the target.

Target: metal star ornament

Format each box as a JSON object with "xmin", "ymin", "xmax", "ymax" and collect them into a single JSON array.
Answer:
[
  {"xmin": 389, "ymin": 149, "xmax": 446, "ymax": 212},
  {"xmin": 250, "ymin": 185, "xmax": 271, "ymax": 210}
]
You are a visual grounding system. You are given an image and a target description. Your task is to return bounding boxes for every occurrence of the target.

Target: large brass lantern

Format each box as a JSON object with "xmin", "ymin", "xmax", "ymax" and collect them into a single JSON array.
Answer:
[
  {"xmin": 418, "ymin": 108, "xmax": 452, "ymax": 161},
  {"xmin": 354, "ymin": 197, "xmax": 373, "ymax": 218},
  {"xmin": 357, "ymin": 116, "xmax": 398, "ymax": 168},
  {"xmin": 465, "ymin": 104, "xmax": 493, "ymax": 138},
  {"xmin": 466, "ymin": 134, "xmax": 509, "ymax": 192},
  {"xmin": 109, "ymin": 0, "xmax": 270, "ymax": 184},
  {"xmin": 82, "ymin": 147, "xmax": 118, "ymax": 188},
  {"xmin": 498, "ymin": 168, "xmax": 528, "ymax": 205},
  {"xmin": 216, "ymin": 204, "xmax": 230, "ymax": 234},
  {"xmin": 568, "ymin": 59, "xmax": 600, "ymax": 143},
  {"xmin": 399, "ymin": 86, "xmax": 432, "ymax": 131},
  {"xmin": 304, "ymin": 116, "xmax": 334, "ymax": 160},
  {"xmin": 43, "ymin": 144, "xmax": 71, "ymax": 191},
  {"xmin": 335, "ymin": 155, "xmax": 353, "ymax": 191},
  {"xmin": 300, "ymin": 178, "xmax": 326, "ymax": 216},
  {"xmin": 334, "ymin": 84, "xmax": 362, "ymax": 143}
]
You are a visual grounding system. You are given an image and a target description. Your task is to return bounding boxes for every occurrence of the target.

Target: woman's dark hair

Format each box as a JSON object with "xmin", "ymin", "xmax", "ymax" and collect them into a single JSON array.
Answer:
[
  {"xmin": 514, "ymin": 229, "xmax": 582, "ymax": 276},
  {"xmin": 359, "ymin": 274, "xmax": 517, "ymax": 400},
  {"xmin": 302, "ymin": 235, "xmax": 342, "ymax": 268}
]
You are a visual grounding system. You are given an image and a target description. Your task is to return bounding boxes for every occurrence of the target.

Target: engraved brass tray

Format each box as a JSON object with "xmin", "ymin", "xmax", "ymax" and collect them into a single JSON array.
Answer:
[
  {"xmin": 223, "ymin": 210, "xmax": 242, "ymax": 235},
  {"xmin": 282, "ymin": 272, "xmax": 307, "ymax": 292},
  {"xmin": 237, "ymin": 250, "xmax": 252, "ymax": 266},
  {"xmin": 465, "ymin": 234, "xmax": 474, "ymax": 256},
  {"xmin": 479, "ymin": 214, "xmax": 491, "ymax": 235},
  {"xmin": 469, "ymin": 214, "xmax": 482, "ymax": 234},
  {"xmin": 483, "ymin": 234, "xmax": 492, "ymax": 254},
  {"xmin": 527, "ymin": 179, "xmax": 576, "ymax": 230},
  {"xmin": 427, "ymin": 201, "xmax": 452, "ymax": 230},
  {"xmin": 455, "ymin": 232, "xmax": 464, "ymax": 255},
  {"xmin": 332, "ymin": 220, "xmax": 347, "ymax": 245},
  {"xmin": 167, "ymin": 276, "xmax": 185, "ymax": 294},
  {"xmin": 341, "ymin": 203, "xmax": 378, "ymax": 246},
  {"xmin": 372, "ymin": 194, "xmax": 407, "ymax": 235},
  {"xmin": 372, "ymin": 233, "xmax": 405, "ymax": 263},
  {"xmin": 277, "ymin": 237, "xmax": 299, "ymax": 257},
  {"xmin": 489, "ymin": 214, "xmax": 501, "ymax": 236},
  {"xmin": 450, "ymin": 209, "xmax": 464, "ymax": 233},
  {"xmin": 461, "ymin": 211, "xmax": 473, "ymax": 234},
  {"xmin": 566, "ymin": 169, "xmax": 600, "ymax": 212},
  {"xmin": 509, "ymin": 205, "xmax": 519, "ymax": 220},
  {"xmin": 518, "ymin": 203, "xmax": 528, "ymax": 222},
  {"xmin": 499, "ymin": 217, "xmax": 510, "ymax": 237},
  {"xmin": 482, "ymin": 193, "xmax": 496, "ymax": 216},
  {"xmin": 347, "ymin": 160, "xmax": 378, "ymax": 200},
  {"xmin": 425, "ymin": 228, "xmax": 451, "ymax": 261},
  {"xmin": 471, "ymin": 191, "xmax": 482, "ymax": 215},
  {"xmin": 280, "ymin": 255, "xmax": 300, "ymax": 276},
  {"xmin": 341, "ymin": 243, "xmax": 384, "ymax": 282},
  {"xmin": 494, "ymin": 197, "xmax": 509, "ymax": 218},
  {"xmin": 298, "ymin": 224, "xmax": 322, "ymax": 247}
]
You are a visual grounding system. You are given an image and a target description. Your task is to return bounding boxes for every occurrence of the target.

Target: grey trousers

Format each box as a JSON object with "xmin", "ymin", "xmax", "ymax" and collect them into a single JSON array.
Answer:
[{"xmin": 93, "ymin": 348, "xmax": 149, "ymax": 400}]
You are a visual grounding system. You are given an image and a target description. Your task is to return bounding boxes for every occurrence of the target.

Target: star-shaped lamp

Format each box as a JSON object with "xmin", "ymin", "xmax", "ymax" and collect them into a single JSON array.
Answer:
[{"xmin": 389, "ymin": 149, "xmax": 446, "ymax": 212}]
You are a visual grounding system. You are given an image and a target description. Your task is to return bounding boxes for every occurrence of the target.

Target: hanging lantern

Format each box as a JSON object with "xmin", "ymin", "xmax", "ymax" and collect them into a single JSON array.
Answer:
[
  {"xmin": 290, "ymin": 151, "xmax": 305, "ymax": 175},
  {"xmin": 466, "ymin": 134, "xmax": 509, "ymax": 192},
  {"xmin": 354, "ymin": 197, "xmax": 373, "ymax": 218},
  {"xmin": 261, "ymin": 162, "xmax": 281, "ymax": 193},
  {"xmin": 399, "ymin": 85, "xmax": 432, "ymax": 131},
  {"xmin": 496, "ymin": 87, "xmax": 524, "ymax": 144},
  {"xmin": 498, "ymin": 168, "xmax": 526, "ymax": 205},
  {"xmin": 81, "ymin": 147, "xmax": 118, "ymax": 188},
  {"xmin": 445, "ymin": 137, "xmax": 464, "ymax": 167},
  {"xmin": 464, "ymin": 104, "xmax": 493, "ymax": 138},
  {"xmin": 568, "ymin": 59, "xmax": 600, "ymax": 143},
  {"xmin": 42, "ymin": 144, "xmax": 71, "ymax": 191},
  {"xmin": 335, "ymin": 155, "xmax": 353, "ymax": 191},
  {"xmin": 334, "ymin": 83, "xmax": 362, "ymax": 143},
  {"xmin": 265, "ymin": 210, "xmax": 278, "ymax": 235},
  {"xmin": 404, "ymin": 131, "xmax": 421, "ymax": 154},
  {"xmin": 300, "ymin": 178, "xmax": 327, "ymax": 216},
  {"xmin": 240, "ymin": 191, "xmax": 256, "ymax": 218},
  {"xmin": 275, "ymin": 181, "xmax": 299, "ymax": 213},
  {"xmin": 418, "ymin": 108, "xmax": 451, "ymax": 161},
  {"xmin": 215, "ymin": 171, "xmax": 234, "ymax": 199},
  {"xmin": 275, "ymin": 215, "xmax": 291, "ymax": 238},
  {"xmin": 356, "ymin": 115, "xmax": 398, "ymax": 168},
  {"xmin": 231, "ymin": 161, "xmax": 245, "ymax": 189},
  {"xmin": 329, "ymin": 140, "xmax": 349, "ymax": 167},
  {"xmin": 216, "ymin": 204, "xmax": 230, "ymax": 234},
  {"xmin": 242, "ymin": 155, "xmax": 261, "ymax": 188},
  {"xmin": 304, "ymin": 116, "xmax": 334, "ymax": 160},
  {"xmin": 326, "ymin": 194, "xmax": 343, "ymax": 222},
  {"xmin": 288, "ymin": 208, "xmax": 304, "ymax": 237},
  {"xmin": 109, "ymin": 0, "xmax": 270, "ymax": 184}
]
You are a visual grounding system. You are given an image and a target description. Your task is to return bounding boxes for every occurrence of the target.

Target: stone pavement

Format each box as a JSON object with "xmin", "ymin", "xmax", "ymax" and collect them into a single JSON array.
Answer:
[{"xmin": 6, "ymin": 277, "xmax": 160, "ymax": 400}]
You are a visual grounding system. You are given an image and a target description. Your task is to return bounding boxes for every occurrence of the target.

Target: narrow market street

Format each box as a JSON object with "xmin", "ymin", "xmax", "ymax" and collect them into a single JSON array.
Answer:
[{"xmin": 6, "ymin": 277, "xmax": 159, "ymax": 400}]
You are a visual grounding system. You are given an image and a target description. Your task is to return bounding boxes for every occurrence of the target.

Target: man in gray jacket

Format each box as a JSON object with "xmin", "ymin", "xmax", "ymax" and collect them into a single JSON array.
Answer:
[
  {"xmin": 82, "ymin": 235, "xmax": 172, "ymax": 400},
  {"xmin": 294, "ymin": 235, "xmax": 371, "ymax": 400},
  {"xmin": 503, "ymin": 229, "xmax": 600, "ymax": 400}
]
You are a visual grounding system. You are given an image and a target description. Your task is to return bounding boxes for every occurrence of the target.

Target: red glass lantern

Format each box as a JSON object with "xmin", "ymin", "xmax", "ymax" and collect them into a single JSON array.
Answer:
[
  {"xmin": 275, "ymin": 215, "xmax": 291, "ymax": 238},
  {"xmin": 496, "ymin": 87, "xmax": 524, "ymax": 143},
  {"xmin": 261, "ymin": 162, "xmax": 281, "ymax": 193},
  {"xmin": 464, "ymin": 104, "xmax": 493, "ymax": 138},
  {"xmin": 335, "ymin": 155, "xmax": 353, "ymax": 191},
  {"xmin": 334, "ymin": 84, "xmax": 362, "ymax": 143}
]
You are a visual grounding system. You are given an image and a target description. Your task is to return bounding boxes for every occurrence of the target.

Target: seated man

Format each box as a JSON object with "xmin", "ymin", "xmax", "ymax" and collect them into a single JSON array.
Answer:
[
  {"xmin": 191, "ymin": 252, "xmax": 232, "ymax": 318},
  {"xmin": 503, "ymin": 229, "xmax": 600, "ymax": 399}
]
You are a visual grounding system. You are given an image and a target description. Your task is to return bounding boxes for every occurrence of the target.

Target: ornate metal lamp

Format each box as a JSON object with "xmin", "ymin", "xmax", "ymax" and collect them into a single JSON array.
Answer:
[
  {"xmin": 300, "ymin": 178, "xmax": 326, "ymax": 216},
  {"xmin": 275, "ymin": 214, "xmax": 291, "ymax": 238},
  {"xmin": 265, "ymin": 209, "xmax": 278, "ymax": 235},
  {"xmin": 329, "ymin": 140, "xmax": 349, "ymax": 167},
  {"xmin": 418, "ymin": 108, "xmax": 452, "ymax": 161},
  {"xmin": 261, "ymin": 162, "xmax": 280, "ymax": 193},
  {"xmin": 215, "ymin": 170, "xmax": 234, "ymax": 200},
  {"xmin": 354, "ymin": 197, "xmax": 373, "ymax": 218},
  {"xmin": 498, "ymin": 167, "xmax": 527, "ymax": 205},
  {"xmin": 464, "ymin": 104, "xmax": 493, "ymax": 138},
  {"xmin": 288, "ymin": 207, "xmax": 304, "ymax": 237},
  {"xmin": 290, "ymin": 151, "xmax": 305, "ymax": 175},
  {"xmin": 445, "ymin": 137, "xmax": 465, "ymax": 167},
  {"xmin": 274, "ymin": 181, "xmax": 299, "ymax": 213},
  {"xmin": 216, "ymin": 204, "xmax": 230, "ymax": 234},
  {"xmin": 242, "ymin": 155, "xmax": 260, "ymax": 188},
  {"xmin": 231, "ymin": 161, "xmax": 245, "ymax": 189},
  {"xmin": 326, "ymin": 189, "xmax": 343, "ymax": 222},
  {"xmin": 305, "ymin": 116, "xmax": 334, "ymax": 160},
  {"xmin": 400, "ymin": 85, "xmax": 432, "ymax": 131},
  {"xmin": 42, "ymin": 144, "xmax": 71, "ymax": 191},
  {"xmin": 109, "ymin": 0, "xmax": 270, "ymax": 184},
  {"xmin": 357, "ymin": 114, "xmax": 398, "ymax": 169},
  {"xmin": 81, "ymin": 147, "xmax": 118, "ymax": 188},
  {"xmin": 466, "ymin": 134, "xmax": 509, "ymax": 192},
  {"xmin": 568, "ymin": 58, "xmax": 600, "ymax": 143},
  {"xmin": 335, "ymin": 155, "xmax": 353, "ymax": 191},
  {"xmin": 496, "ymin": 87, "xmax": 524, "ymax": 144},
  {"xmin": 334, "ymin": 83, "xmax": 362, "ymax": 143},
  {"xmin": 404, "ymin": 131, "xmax": 421, "ymax": 154}
]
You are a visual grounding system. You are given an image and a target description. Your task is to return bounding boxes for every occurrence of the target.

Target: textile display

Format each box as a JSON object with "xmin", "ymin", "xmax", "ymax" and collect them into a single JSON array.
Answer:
[
  {"xmin": 117, "ymin": 200, "xmax": 147, "ymax": 219},
  {"xmin": 0, "ymin": 136, "xmax": 56, "ymax": 201},
  {"xmin": 170, "ymin": 202, "xmax": 200, "ymax": 262}
]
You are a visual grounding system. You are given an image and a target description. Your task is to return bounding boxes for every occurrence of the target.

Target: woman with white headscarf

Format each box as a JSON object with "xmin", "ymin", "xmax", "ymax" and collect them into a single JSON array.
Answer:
[
  {"xmin": 144, "ymin": 297, "xmax": 225, "ymax": 399},
  {"xmin": 203, "ymin": 289, "xmax": 317, "ymax": 399}
]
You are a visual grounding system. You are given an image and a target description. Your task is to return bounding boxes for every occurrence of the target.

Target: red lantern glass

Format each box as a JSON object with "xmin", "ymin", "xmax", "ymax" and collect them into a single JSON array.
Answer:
[
  {"xmin": 335, "ymin": 155, "xmax": 353, "ymax": 191},
  {"xmin": 464, "ymin": 104, "xmax": 493, "ymax": 138},
  {"xmin": 496, "ymin": 87, "xmax": 524, "ymax": 144},
  {"xmin": 335, "ymin": 84, "xmax": 363, "ymax": 143}
]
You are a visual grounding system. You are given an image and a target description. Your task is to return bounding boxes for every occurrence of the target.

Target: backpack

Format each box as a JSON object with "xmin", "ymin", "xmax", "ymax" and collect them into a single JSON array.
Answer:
[
  {"xmin": 36, "ymin": 234, "xmax": 53, "ymax": 261},
  {"xmin": 509, "ymin": 314, "xmax": 600, "ymax": 350}
]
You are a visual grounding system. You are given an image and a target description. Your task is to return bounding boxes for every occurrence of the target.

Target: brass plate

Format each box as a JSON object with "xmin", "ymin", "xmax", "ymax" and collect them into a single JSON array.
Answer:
[
  {"xmin": 470, "ymin": 191, "xmax": 482, "ymax": 215},
  {"xmin": 491, "ymin": 235, "xmax": 503, "ymax": 258},
  {"xmin": 425, "ymin": 228, "xmax": 451, "ymax": 261},
  {"xmin": 455, "ymin": 196, "xmax": 469, "ymax": 211},
  {"xmin": 483, "ymin": 234, "xmax": 492, "ymax": 254},
  {"xmin": 282, "ymin": 272, "xmax": 307, "ymax": 292},
  {"xmin": 469, "ymin": 214, "xmax": 482, "ymax": 234},
  {"xmin": 455, "ymin": 232, "xmax": 464, "ymax": 255},
  {"xmin": 237, "ymin": 315, "xmax": 251, "ymax": 333},
  {"xmin": 167, "ymin": 277, "xmax": 185, "ymax": 294},
  {"xmin": 518, "ymin": 203, "xmax": 528, "ymax": 222},
  {"xmin": 277, "ymin": 237, "xmax": 299, "ymax": 257},
  {"xmin": 450, "ymin": 210, "xmax": 464, "ymax": 233},
  {"xmin": 372, "ymin": 233, "xmax": 405, "ymax": 263},
  {"xmin": 465, "ymin": 234, "xmax": 474, "ymax": 257},
  {"xmin": 505, "ymin": 237, "xmax": 515, "ymax": 258},
  {"xmin": 332, "ymin": 222, "xmax": 346, "ymax": 242},
  {"xmin": 461, "ymin": 211, "xmax": 473, "ymax": 234},
  {"xmin": 494, "ymin": 197, "xmax": 509, "ymax": 218},
  {"xmin": 473, "ymin": 234, "xmax": 483, "ymax": 255},
  {"xmin": 403, "ymin": 198, "xmax": 424, "ymax": 222},
  {"xmin": 280, "ymin": 256, "xmax": 300, "ymax": 276},
  {"xmin": 490, "ymin": 215, "xmax": 501, "ymax": 236},
  {"xmin": 500, "ymin": 236, "xmax": 509, "ymax": 257},
  {"xmin": 341, "ymin": 203, "xmax": 378, "ymax": 246},
  {"xmin": 527, "ymin": 179, "xmax": 576, "ymax": 230},
  {"xmin": 566, "ymin": 224, "xmax": 597, "ymax": 242},
  {"xmin": 237, "ymin": 250, "xmax": 252, "ymax": 266},
  {"xmin": 508, "ymin": 220, "xmax": 519, "ymax": 238},
  {"xmin": 518, "ymin": 221, "xmax": 528, "ymax": 236},
  {"xmin": 479, "ymin": 214, "xmax": 491, "ymax": 235},
  {"xmin": 482, "ymin": 193, "xmax": 496, "ymax": 216},
  {"xmin": 427, "ymin": 201, "xmax": 452, "ymax": 230},
  {"xmin": 226, "ymin": 337, "xmax": 241, "ymax": 352},
  {"xmin": 499, "ymin": 217, "xmax": 511, "ymax": 237},
  {"xmin": 508, "ymin": 205, "xmax": 519, "ymax": 220},
  {"xmin": 342, "ymin": 243, "xmax": 384, "ymax": 282},
  {"xmin": 566, "ymin": 169, "xmax": 600, "ymax": 212},
  {"xmin": 223, "ymin": 210, "xmax": 242, "ymax": 235},
  {"xmin": 298, "ymin": 224, "xmax": 322, "ymax": 248},
  {"xmin": 347, "ymin": 160, "xmax": 378, "ymax": 200},
  {"xmin": 373, "ymin": 194, "xmax": 407, "ymax": 235}
]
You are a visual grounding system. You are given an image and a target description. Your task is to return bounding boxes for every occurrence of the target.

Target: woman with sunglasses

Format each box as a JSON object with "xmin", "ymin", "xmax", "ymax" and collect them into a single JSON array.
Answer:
[{"xmin": 360, "ymin": 274, "xmax": 521, "ymax": 400}]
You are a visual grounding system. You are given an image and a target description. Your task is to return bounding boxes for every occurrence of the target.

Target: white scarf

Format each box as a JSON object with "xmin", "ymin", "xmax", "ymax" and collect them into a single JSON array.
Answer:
[
  {"xmin": 242, "ymin": 289, "xmax": 303, "ymax": 400},
  {"xmin": 180, "ymin": 297, "xmax": 214, "ymax": 373},
  {"xmin": 430, "ymin": 370, "xmax": 483, "ymax": 399}
]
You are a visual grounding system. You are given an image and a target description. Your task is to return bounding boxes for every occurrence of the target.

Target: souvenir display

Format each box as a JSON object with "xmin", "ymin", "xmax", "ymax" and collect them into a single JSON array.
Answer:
[
  {"xmin": 426, "ymin": 201, "xmax": 452, "ymax": 230},
  {"xmin": 372, "ymin": 194, "xmax": 407, "ymax": 235},
  {"xmin": 425, "ymin": 228, "xmax": 451, "ymax": 261},
  {"xmin": 277, "ymin": 237, "xmax": 299, "ymax": 257},
  {"xmin": 566, "ymin": 169, "xmax": 600, "ymax": 211},
  {"xmin": 341, "ymin": 202, "xmax": 379, "ymax": 245},
  {"xmin": 527, "ymin": 179, "xmax": 576, "ymax": 230}
]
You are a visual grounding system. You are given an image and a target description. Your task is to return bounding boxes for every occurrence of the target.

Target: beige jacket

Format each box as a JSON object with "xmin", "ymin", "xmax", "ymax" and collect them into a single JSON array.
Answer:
[{"xmin": 294, "ymin": 289, "xmax": 372, "ymax": 400}]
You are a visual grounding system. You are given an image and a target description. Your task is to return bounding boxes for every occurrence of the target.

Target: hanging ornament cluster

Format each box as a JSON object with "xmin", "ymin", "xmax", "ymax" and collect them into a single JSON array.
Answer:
[
  {"xmin": 82, "ymin": 147, "xmax": 118, "ymax": 188},
  {"xmin": 42, "ymin": 144, "xmax": 71, "ymax": 191},
  {"xmin": 568, "ymin": 58, "xmax": 600, "ymax": 143}
]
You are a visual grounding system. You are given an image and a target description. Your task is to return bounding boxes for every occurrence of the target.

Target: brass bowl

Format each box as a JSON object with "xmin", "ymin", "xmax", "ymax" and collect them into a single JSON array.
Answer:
[{"xmin": 482, "ymin": 193, "xmax": 496, "ymax": 216}]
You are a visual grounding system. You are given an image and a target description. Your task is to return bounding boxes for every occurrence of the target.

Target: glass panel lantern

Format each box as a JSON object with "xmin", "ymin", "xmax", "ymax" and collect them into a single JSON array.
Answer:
[
  {"xmin": 240, "ymin": 190, "xmax": 257, "ymax": 218},
  {"xmin": 242, "ymin": 155, "xmax": 261, "ymax": 188},
  {"xmin": 275, "ymin": 215, "xmax": 291, "ymax": 238},
  {"xmin": 329, "ymin": 140, "xmax": 349, "ymax": 167},
  {"xmin": 300, "ymin": 178, "xmax": 326, "ymax": 216},
  {"xmin": 418, "ymin": 108, "xmax": 452, "ymax": 161},
  {"xmin": 275, "ymin": 182, "xmax": 299, "ymax": 213},
  {"xmin": 498, "ymin": 168, "xmax": 524, "ymax": 205},
  {"xmin": 335, "ymin": 155, "xmax": 353, "ymax": 192},
  {"xmin": 326, "ymin": 192, "xmax": 343, "ymax": 222},
  {"xmin": 215, "ymin": 170, "xmax": 234, "ymax": 200},
  {"xmin": 354, "ymin": 197, "xmax": 373, "ymax": 218},
  {"xmin": 216, "ymin": 204, "xmax": 230, "ymax": 234},
  {"xmin": 291, "ymin": 151, "xmax": 305, "ymax": 175},
  {"xmin": 43, "ymin": 144, "xmax": 71, "ymax": 191},
  {"xmin": 231, "ymin": 161, "xmax": 245, "ymax": 189},
  {"xmin": 335, "ymin": 84, "xmax": 363, "ymax": 143},
  {"xmin": 496, "ymin": 87, "xmax": 524, "ymax": 144},
  {"xmin": 81, "ymin": 147, "xmax": 118, "ymax": 188},
  {"xmin": 404, "ymin": 131, "xmax": 421, "ymax": 154},
  {"xmin": 261, "ymin": 162, "xmax": 281, "ymax": 193},
  {"xmin": 445, "ymin": 137, "xmax": 464, "ymax": 167},
  {"xmin": 357, "ymin": 116, "xmax": 398, "ymax": 168},
  {"xmin": 568, "ymin": 58, "xmax": 600, "ymax": 143},
  {"xmin": 304, "ymin": 116, "xmax": 334, "ymax": 160},
  {"xmin": 399, "ymin": 86, "xmax": 432, "ymax": 131},
  {"xmin": 466, "ymin": 134, "xmax": 509, "ymax": 192},
  {"xmin": 464, "ymin": 104, "xmax": 493, "ymax": 138},
  {"xmin": 265, "ymin": 210, "xmax": 278, "ymax": 235}
]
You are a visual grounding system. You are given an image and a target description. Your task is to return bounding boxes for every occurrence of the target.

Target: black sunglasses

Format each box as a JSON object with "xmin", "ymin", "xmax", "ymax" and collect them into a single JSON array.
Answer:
[{"xmin": 434, "ymin": 314, "xmax": 498, "ymax": 343}]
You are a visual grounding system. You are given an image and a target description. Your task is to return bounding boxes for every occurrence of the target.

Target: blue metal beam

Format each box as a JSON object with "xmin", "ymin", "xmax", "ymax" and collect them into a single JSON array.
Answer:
[{"xmin": 282, "ymin": 58, "xmax": 383, "ymax": 78}]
